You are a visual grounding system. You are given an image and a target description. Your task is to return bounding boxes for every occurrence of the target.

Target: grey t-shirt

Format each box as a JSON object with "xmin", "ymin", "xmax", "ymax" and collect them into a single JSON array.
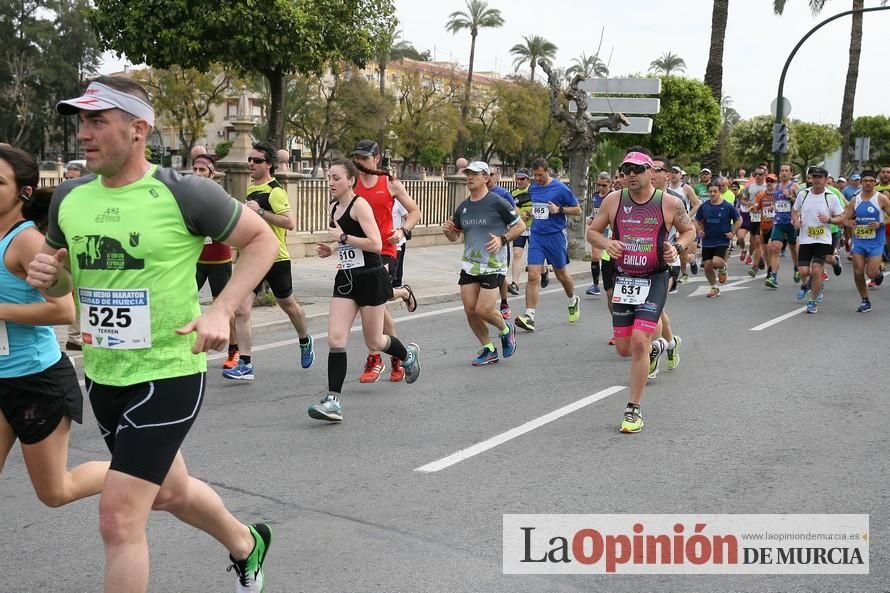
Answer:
[
  {"xmin": 742, "ymin": 182, "xmax": 767, "ymax": 213},
  {"xmin": 452, "ymin": 192, "xmax": 520, "ymax": 275}
]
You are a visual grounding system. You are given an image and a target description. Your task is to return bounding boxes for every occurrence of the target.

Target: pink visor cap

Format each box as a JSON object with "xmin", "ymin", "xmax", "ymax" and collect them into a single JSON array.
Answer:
[
  {"xmin": 620, "ymin": 151, "xmax": 654, "ymax": 168},
  {"xmin": 57, "ymin": 82, "xmax": 155, "ymax": 127}
]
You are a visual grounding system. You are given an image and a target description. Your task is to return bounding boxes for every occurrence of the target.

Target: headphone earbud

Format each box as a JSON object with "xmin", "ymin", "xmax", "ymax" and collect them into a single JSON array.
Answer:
[{"xmin": 18, "ymin": 193, "xmax": 30, "ymax": 203}]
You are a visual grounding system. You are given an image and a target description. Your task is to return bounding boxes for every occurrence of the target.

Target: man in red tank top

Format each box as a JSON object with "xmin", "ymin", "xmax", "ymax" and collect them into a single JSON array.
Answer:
[
  {"xmin": 351, "ymin": 140, "xmax": 422, "ymax": 382},
  {"xmin": 587, "ymin": 148, "xmax": 695, "ymax": 434}
]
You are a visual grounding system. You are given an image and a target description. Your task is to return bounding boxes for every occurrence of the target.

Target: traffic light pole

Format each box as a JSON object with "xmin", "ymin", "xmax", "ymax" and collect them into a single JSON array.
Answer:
[{"xmin": 773, "ymin": 5, "xmax": 890, "ymax": 173}]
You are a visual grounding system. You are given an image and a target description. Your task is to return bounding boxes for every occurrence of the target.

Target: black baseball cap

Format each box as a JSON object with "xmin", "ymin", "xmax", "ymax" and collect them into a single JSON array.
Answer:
[
  {"xmin": 352, "ymin": 139, "xmax": 379, "ymax": 156},
  {"xmin": 860, "ymin": 170, "xmax": 877, "ymax": 180},
  {"xmin": 808, "ymin": 166, "xmax": 829, "ymax": 177}
]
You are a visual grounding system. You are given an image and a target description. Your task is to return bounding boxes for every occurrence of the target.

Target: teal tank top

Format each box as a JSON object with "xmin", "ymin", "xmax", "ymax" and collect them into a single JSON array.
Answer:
[{"xmin": 0, "ymin": 220, "xmax": 61, "ymax": 378}]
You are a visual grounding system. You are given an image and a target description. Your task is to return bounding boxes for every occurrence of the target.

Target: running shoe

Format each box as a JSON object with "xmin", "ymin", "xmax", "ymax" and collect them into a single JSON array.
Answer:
[
  {"xmin": 814, "ymin": 290, "xmax": 824, "ymax": 303},
  {"xmin": 540, "ymin": 268, "xmax": 550, "ymax": 288},
  {"xmin": 473, "ymin": 346, "xmax": 499, "ymax": 366},
  {"xmin": 821, "ymin": 271, "xmax": 828, "ymax": 281},
  {"xmin": 740, "ymin": 251, "xmax": 746, "ymax": 263},
  {"xmin": 507, "ymin": 281, "xmax": 520, "ymax": 295},
  {"xmin": 764, "ymin": 275, "xmax": 778, "ymax": 289},
  {"xmin": 223, "ymin": 349, "xmax": 240, "ymax": 369},
  {"xmin": 758, "ymin": 260, "xmax": 766, "ymax": 270},
  {"xmin": 620, "ymin": 405, "xmax": 644, "ymax": 433},
  {"xmin": 690, "ymin": 260, "xmax": 699, "ymax": 275},
  {"xmin": 666, "ymin": 335, "xmax": 681, "ymax": 370},
  {"xmin": 874, "ymin": 272, "xmax": 884, "ymax": 286},
  {"xmin": 223, "ymin": 360, "xmax": 254, "ymax": 381},
  {"xmin": 586, "ymin": 284, "xmax": 601, "ymax": 296},
  {"xmin": 608, "ymin": 337, "xmax": 616, "ymax": 346},
  {"xmin": 747, "ymin": 268, "xmax": 757, "ymax": 278},
  {"xmin": 359, "ymin": 354, "xmax": 385, "ymax": 383},
  {"xmin": 708, "ymin": 286, "xmax": 720, "ymax": 298},
  {"xmin": 308, "ymin": 394, "xmax": 342, "ymax": 422},
  {"xmin": 857, "ymin": 300, "xmax": 872, "ymax": 313},
  {"xmin": 668, "ymin": 285, "xmax": 679, "ymax": 295},
  {"xmin": 648, "ymin": 338, "xmax": 666, "ymax": 379},
  {"xmin": 793, "ymin": 269, "xmax": 801, "ymax": 283},
  {"xmin": 389, "ymin": 357, "xmax": 405, "ymax": 382},
  {"xmin": 796, "ymin": 285, "xmax": 808, "ymax": 301},
  {"xmin": 746, "ymin": 254, "xmax": 753, "ymax": 265},
  {"xmin": 677, "ymin": 273, "xmax": 690, "ymax": 284},
  {"xmin": 228, "ymin": 523, "xmax": 272, "ymax": 593},
  {"xmin": 868, "ymin": 280, "xmax": 877, "ymax": 289},
  {"xmin": 403, "ymin": 343, "xmax": 421, "ymax": 383},
  {"xmin": 568, "ymin": 295, "xmax": 581, "ymax": 323},
  {"xmin": 299, "ymin": 335, "xmax": 315, "ymax": 369},
  {"xmin": 515, "ymin": 314, "xmax": 535, "ymax": 332},
  {"xmin": 832, "ymin": 257, "xmax": 843, "ymax": 276},
  {"xmin": 806, "ymin": 300, "xmax": 818, "ymax": 314},
  {"xmin": 500, "ymin": 322, "xmax": 517, "ymax": 358},
  {"xmin": 499, "ymin": 302, "xmax": 512, "ymax": 319},
  {"xmin": 718, "ymin": 267, "xmax": 728, "ymax": 284}
]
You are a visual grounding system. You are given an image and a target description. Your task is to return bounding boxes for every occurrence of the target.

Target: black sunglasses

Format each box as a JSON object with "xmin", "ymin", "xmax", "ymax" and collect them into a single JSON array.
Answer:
[
  {"xmin": 247, "ymin": 157, "xmax": 267, "ymax": 164},
  {"xmin": 619, "ymin": 164, "xmax": 649, "ymax": 175}
]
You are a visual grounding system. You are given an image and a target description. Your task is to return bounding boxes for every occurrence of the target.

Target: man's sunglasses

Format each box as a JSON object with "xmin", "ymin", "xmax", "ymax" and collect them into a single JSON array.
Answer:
[
  {"xmin": 619, "ymin": 164, "xmax": 649, "ymax": 175},
  {"xmin": 247, "ymin": 157, "xmax": 267, "ymax": 164}
]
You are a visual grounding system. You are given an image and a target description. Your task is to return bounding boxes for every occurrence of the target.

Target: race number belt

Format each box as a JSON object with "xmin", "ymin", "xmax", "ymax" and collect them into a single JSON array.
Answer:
[
  {"xmin": 78, "ymin": 287, "xmax": 151, "ymax": 349},
  {"xmin": 854, "ymin": 225, "xmax": 876, "ymax": 240},
  {"xmin": 612, "ymin": 276, "xmax": 651, "ymax": 305},
  {"xmin": 532, "ymin": 203, "xmax": 550, "ymax": 220},
  {"xmin": 806, "ymin": 225, "xmax": 826, "ymax": 238},
  {"xmin": 337, "ymin": 244, "xmax": 365, "ymax": 270}
]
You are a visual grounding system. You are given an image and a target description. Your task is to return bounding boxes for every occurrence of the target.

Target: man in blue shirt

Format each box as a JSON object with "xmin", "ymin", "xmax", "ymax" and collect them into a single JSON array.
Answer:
[
  {"xmin": 487, "ymin": 168, "xmax": 516, "ymax": 318},
  {"xmin": 695, "ymin": 182, "xmax": 741, "ymax": 298},
  {"xmin": 515, "ymin": 158, "xmax": 582, "ymax": 331},
  {"xmin": 842, "ymin": 174, "xmax": 862, "ymax": 200}
]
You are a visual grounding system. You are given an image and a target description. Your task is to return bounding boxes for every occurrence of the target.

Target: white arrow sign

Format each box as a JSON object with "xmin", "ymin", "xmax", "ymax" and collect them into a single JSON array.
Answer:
[
  {"xmin": 587, "ymin": 97, "xmax": 660, "ymax": 115},
  {"xmin": 579, "ymin": 78, "xmax": 662, "ymax": 95},
  {"xmin": 601, "ymin": 116, "xmax": 653, "ymax": 134}
]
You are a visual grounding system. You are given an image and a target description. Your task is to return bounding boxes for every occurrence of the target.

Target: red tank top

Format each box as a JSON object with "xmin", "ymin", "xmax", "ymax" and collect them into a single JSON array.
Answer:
[
  {"xmin": 355, "ymin": 174, "xmax": 397, "ymax": 258},
  {"xmin": 612, "ymin": 189, "xmax": 668, "ymax": 277},
  {"xmin": 199, "ymin": 239, "xmax": 232, "ymax": 264}
]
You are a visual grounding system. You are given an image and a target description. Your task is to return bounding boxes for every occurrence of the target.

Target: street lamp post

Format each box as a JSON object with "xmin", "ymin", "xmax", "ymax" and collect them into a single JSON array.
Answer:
[{"xmin": 773, "ymin": 5, "xmax": 890, "ymax": 173}]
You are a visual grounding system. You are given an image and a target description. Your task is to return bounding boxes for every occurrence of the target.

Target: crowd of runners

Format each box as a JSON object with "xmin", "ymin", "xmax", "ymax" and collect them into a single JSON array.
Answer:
[{"xmin": 2, "ymin": 74, "xmax": 889, "ymax": 592}]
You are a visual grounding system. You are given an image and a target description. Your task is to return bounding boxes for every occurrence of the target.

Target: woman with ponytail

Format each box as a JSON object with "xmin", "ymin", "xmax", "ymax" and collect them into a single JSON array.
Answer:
[{"xmin": 0, "ymin": 145, "xmax": 108, "ymax": 507}]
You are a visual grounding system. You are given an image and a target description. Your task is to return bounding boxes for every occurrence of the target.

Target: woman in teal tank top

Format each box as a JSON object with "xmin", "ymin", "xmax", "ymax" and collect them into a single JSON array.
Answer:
[{"xmin": 0, "ymin": 146, "xmax": 108, "ymax": 507}]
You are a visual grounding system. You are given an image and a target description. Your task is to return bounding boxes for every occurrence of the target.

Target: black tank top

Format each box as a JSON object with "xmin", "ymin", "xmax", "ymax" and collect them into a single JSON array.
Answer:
[{"xmin": 333, "ymin": 196, "xmax": 382, "ymax": 269}]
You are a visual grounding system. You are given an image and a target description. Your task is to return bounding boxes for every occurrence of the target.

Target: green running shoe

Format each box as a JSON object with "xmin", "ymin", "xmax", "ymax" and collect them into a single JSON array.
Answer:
[
  {"xmin": 620, "ymin": 405, "xmax": 644, "ymax": 433},
  {"xmin": 568, "ymin": 295, "xmax": 581, "ymax": 322},
  {"xmin": 666, "ymin": 335, "xmax": 681, "ymax": 370},
  {"xmin": 229, "ymin": 523, "xmax": 272, "ymax": 593}
]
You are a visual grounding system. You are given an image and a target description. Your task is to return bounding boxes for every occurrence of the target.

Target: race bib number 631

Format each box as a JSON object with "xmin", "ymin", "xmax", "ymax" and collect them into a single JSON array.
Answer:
[{"xmin": 612, "ymin": 276, "xmax": 651, "ymax": 305}]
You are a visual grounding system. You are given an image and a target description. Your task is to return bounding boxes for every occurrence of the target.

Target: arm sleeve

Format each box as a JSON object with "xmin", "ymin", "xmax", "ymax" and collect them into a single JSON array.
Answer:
[
  {"xmin": 452, "ymin": 201, "xmax": 464, "ymax": 230},
  {"xmin": 497, "ymin": 199, "xmax": 521, "ymax": 227},
  {"xmin": 269, "ymin": 187, "xmax": 291, "ymax": 214},
  {"xmin": 694, "ymin": 207, "xmax": 704, "ymax": 222},
  {"xmin": 45, "ymin": 183, "xmax": 74, "ymax": 249},
  {"xmin": 562, "ymin": 185, "xmax": 579, "ymax": 207}
]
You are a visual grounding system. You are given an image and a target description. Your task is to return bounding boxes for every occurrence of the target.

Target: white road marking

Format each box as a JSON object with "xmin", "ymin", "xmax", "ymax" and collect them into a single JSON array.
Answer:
[
  {"xmin": 687, "ymin": 276, "xmax": 754, "ymax": 297},
  {"xmin": 750, "ymin": 306, "xmax": 807, "ymax": 331},
  {"xmin": 413, "ymin": 385, "xmax": 626, "ymax": 473}
]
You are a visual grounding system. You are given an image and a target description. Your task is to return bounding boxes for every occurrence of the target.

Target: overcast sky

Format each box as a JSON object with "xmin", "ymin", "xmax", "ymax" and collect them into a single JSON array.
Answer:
[{"xmin": 100, "ymin": 0, "xmax": 888, "ymax": 125}]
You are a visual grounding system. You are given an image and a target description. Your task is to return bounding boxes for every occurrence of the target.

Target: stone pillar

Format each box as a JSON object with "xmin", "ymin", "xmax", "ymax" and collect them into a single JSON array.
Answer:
[
  {"xmin": 444, "ymin": 175, "xmax": 467, "ymax": 217},
  {"xmin": 216, "ymin": 86, "xmax": 255, "ymax": 201}
]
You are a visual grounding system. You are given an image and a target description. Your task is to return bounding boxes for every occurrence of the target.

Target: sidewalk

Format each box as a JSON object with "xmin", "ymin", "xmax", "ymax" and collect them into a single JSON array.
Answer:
[{"xmin": 56, "ymin": 243, "xmax": 593, "ymax": 348}]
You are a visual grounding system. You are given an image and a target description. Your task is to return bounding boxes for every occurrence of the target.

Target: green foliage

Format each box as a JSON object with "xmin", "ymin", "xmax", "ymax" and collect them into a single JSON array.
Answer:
[
  {"xmin": 649, "ymin": 52, "xmax": 686, "ymax": 76},
  {"xmin": 566, "ymin": 52, "xmax": 609, "ymax": 79},
  {"xmin": 509, "ymin": 35, "xmax": 558, "ymax": 81},
  {"xmin": 789, "ymin": 120, "xmax": 841, "ymax": 175},
  {"xmin": 391, "ymin": 70, "xmax": 461, "ymax": 167},
  {"xmin": 729, "ymin": 115, "xmax": 776, "ymax": 170},
  {"xmin": 623, "ymin": 76, "xmax": 721, "ymax": 158},
  {"xmin": 418, "ymin": 145, "xmax": 448, "ymax": 170},
  {"xmin": 851, "ymin": 115, "xmax": 890, "ymax": 168},
  {"xmin": 134, "ymin": 64, "xmax": 235, "ymax": 165},
  {"xmin": 90, "ymin": 0, "xmax": 396, "ymax": 145},
  {"xmin": 215, "ymin": 141, "xmax": 233, "ymax": 159},
  {"xmin": 489, "ymin": 80, "xmax": 563, "ymax": 166},
  {"xmin": 548, "ymin": 156, "xmax": 564, "ymax": 173},
  {"xmin": 445, "ymin": 0, "xmax": 505, "ymax": 36},
  {"xmin": 590, "ymin": 138, "xmax": 626, "ymax": 177},
  {"xmin": 0, "ymin": 0, "xmax": 101, "ymax": 154}
]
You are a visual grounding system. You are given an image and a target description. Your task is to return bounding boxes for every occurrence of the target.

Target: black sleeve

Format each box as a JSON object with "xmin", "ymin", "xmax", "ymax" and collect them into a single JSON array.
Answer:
[
  {"xmin": 452, "ymin": 200, "xmax": 466, "ymax": 230},
  {"xmin": 45, "ymin": 176, "xmax": 94, "ymax": 249},
  {"xmin": 155, "ymin": 168, "xmax": 243, "ymax": 241}
]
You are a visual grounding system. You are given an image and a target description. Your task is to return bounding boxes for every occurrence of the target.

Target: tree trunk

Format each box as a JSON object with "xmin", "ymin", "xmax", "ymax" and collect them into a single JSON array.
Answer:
[
  {"xmin": 840, "ymin": 0, "xmax": 863, "ymax": 173},
  {"xmin": 378, "ymin": 63, "xmax": 387, "ymax": 152},
  {"xmin": 265, "ymin": 67, "xmax": 286, "ymax": 149},
  {"xmin": 566, "ymin": 149, "xmax": 592, "ymax": 259},
  {"xmin": 461, "ymin": 34, "xmax": 476, "ymax": 121},
  {"xmin": 702, "ymin": 0, "xmax": 729, "ymax": 172}
]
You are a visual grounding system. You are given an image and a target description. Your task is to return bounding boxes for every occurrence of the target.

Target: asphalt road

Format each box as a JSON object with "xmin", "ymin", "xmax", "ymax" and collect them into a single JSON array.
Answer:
[{"xmin": 2, "ymin": 254, "xmax": 887, "ymax": 593}]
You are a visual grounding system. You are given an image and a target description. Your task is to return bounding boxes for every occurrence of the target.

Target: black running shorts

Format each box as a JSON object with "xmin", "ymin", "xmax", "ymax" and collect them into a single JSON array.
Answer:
[
  {"xmin": 253, "ymin": 260, "xmax": 293, "ymax": 299},
  {"xmin": 87, "ymin": 373, "xmax": 205, "ymax": 485}
]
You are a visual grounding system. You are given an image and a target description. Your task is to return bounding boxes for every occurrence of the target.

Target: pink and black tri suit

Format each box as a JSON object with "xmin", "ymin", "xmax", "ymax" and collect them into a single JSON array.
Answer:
[{"xmin": 611, "ymin": 189, "xmax": 671, "ymax": 336}]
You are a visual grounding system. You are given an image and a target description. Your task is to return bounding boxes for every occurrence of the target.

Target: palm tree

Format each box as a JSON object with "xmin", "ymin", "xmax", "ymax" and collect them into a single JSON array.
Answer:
[
  {"xmin": 773, "ymin": 0, "xmax": 886, "ymax": 171},
  {"xmin": 509, "ymin": 35, "xmax": 558, "ymax": 81},
  {"xmin": 445, "ymin": 0, "xmax": 505, "ymax": 119},
  {"xmin": 702, "ymin": 0, "xmax": 729, "ymax": 171},
  {"xmin": 374, "ymin": 27, "xmax": 414, "ymax": 151},
  {"xmin": 648, "ymin": 51, "xmax": 686, "ymax": 76},
  {"xmin": 566, "ymin": 52, "xmax": 609, "ymax": 79}
]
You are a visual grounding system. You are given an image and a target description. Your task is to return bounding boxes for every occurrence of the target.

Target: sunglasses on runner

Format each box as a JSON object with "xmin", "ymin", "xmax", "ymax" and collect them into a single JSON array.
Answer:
[
  {"xmin": 619, "ymin": 164, "xmax": 649, "ymax": 175},
  {"xmin": 247, "ymin": 157, "xmax": 267, "ymax": 164}
]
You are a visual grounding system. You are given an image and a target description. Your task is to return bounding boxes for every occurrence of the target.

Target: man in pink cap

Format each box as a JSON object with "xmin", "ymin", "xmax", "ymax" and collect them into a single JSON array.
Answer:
[{"xmin": 587, "ymin": 147, "xmax": 696, "ymax": 433}]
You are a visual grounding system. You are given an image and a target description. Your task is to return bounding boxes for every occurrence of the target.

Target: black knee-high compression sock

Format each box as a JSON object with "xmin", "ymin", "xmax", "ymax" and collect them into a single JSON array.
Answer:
[
  {"xmin": 328, "ymin": 348, "xmax": 347, "ymax": 394},
  {"xmin": 590, "ymin": 261, "xmax": 601, "ymax": 285},
  {"xmin": 381, "ymin": 335, "xmax": 408, "ymax": 361}
]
